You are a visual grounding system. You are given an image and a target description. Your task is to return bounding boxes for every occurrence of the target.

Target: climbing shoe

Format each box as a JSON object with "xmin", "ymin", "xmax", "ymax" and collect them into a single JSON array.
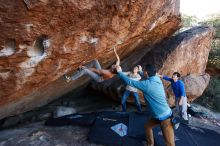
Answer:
[
  {"xmin": 180, "ymin": 118, "xmax": 189, "ymax": 125},
  {"xmin": 64, "ymin": 74, "xmax": 71, "ymax": 83},
  {"xmin": 171, "ymin": 116, "xmax": 180, "ymax": 130}
]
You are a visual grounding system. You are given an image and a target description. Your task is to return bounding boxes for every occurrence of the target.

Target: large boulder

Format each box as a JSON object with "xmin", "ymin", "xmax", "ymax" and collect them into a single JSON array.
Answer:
[
  {"xmin": 0, "ymin": 0, "xmax": 181, "ymax": 119},
  {"xmin": 182, "ymin": 74, "xmax": 210, "ymax": 101},
  {"xmin": 140, "ymin": 26, "xmax": 214, "ymax": 76},
  {"xmin": 91, "ymin": 26, "xmax": 215, "ymax": 104},
  {"xmin": 140, "ymin": 26, "xmax": 214, "ymax": 103}
]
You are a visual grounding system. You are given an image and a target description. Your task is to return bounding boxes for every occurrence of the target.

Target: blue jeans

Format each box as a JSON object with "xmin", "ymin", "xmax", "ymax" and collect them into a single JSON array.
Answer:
[{"xmin": 121, "ymin": 90, "xmax": 141, "ymax": 112}]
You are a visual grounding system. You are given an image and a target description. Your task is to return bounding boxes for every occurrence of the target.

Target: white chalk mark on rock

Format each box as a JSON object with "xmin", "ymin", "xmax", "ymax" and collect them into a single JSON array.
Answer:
[
  {"xmin": 20, "ymin": 54, "xmax": 46, "ymax": 69},
  {"xmin": 80, "ymin": 35, "xmax": 99, "ymax": 45},
  {"xmin": 0, "ymin": 39, "xmax": 16, "ymax": 57},
  {"xmin": 0, "ymin": 71, "xmax": 11, "ymax": 80}
]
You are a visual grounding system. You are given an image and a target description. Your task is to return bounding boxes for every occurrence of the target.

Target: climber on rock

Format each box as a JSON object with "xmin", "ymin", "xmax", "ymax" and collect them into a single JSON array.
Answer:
[
  {"xmin": 157, "ymin": 72, "xmax": 189, "ymax": 123},
  {"xmin": 64, "ymin": 47, "xmax": 120, "ymax": 83},
  {"xmin": 121, "ymin": 65, "xmax": 142, "ymax": 112}
]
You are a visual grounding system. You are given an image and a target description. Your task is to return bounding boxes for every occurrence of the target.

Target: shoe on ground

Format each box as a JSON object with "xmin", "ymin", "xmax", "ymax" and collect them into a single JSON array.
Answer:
[
  {"xmin": 142, "ymin": 140, "xmax": 148, "ymax": 146},
  {"xmin": 173, "ymin": 122, "xmax": 180, "ymax": 130},
  {"xmin": 171, "ymin": 117, "xmax": 180, "ymax": 130},
  {"xmin": 180, "ymin": 118, "xmax": 189, "ymax": 125},
  {"xmin": 187, "ymin": 103, "xmax": 191, "ymax": 107},
  {"xmin": 188, "ymin": 114, "xmax": 191, "ymax": 118},
  {"xmin": 64, "ymin": 74, "xmax": 71, "ymax": 83}
]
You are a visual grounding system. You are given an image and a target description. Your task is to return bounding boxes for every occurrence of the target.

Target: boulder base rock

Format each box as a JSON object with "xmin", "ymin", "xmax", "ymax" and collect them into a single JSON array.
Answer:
[{"xmin": 182, "ymin": 73, "xmax": 210, "ymax": 101}]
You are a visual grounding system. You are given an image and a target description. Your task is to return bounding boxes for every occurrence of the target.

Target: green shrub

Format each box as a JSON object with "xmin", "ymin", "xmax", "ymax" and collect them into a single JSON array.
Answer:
[{"xmin": 197, "ymin": 76, "xmax": 220, "ymax": 112}]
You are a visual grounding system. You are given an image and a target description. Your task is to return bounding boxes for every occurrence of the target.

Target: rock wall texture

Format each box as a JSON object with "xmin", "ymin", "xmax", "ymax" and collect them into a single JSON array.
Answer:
[
  {"xmin": 91, "ymin": 26, "xmax": 214, "ymax": 103},
  {"xmin": 0, "ymin": 0, "xmax": 181, "ymax": 119},
  {"xmin": 140, "ymin": 26, "xmax": 214, "ymax": 101},
  {"xmin": 141, "ymin": 26, "xmax": 214, "ymax": 77},
  {"xmin": 182, "ymin": 74, "xmax": 210, "ymax": 101}
]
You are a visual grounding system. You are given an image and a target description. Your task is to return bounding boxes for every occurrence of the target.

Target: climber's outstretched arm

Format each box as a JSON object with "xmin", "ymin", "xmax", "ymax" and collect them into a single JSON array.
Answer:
[{"xmin": 114, "ymin": 46, "xmax": 120, "ymax": 66}]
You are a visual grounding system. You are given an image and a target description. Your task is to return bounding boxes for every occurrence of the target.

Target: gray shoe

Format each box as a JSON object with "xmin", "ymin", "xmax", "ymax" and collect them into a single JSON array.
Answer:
[
  {"xmin": 173, "ymin": 122, "xmax": 180, "ymax": 130},
  {"xmin": 64, "ymin": 74, "xmax": 71, "ymax": 83},
  {"xmin": 171, "ymin": 117, "xmax": 180, "ymax": 130},
  {"xmin": 180, "ymin": 118, "xmax": 189, "ymax": 125}
]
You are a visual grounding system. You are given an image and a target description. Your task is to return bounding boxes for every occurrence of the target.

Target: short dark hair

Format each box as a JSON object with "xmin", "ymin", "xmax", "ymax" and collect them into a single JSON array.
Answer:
[
  {"xmin": 145, "ymin": 64, "xmax": 156, "ymax": 77},
  {"xmin": 173, "ymin": 72, "xmax": 181, "ymax": 78},
  {"xmin": 110, "ymin": 65, "xmax": 117, "ymax": 74}
]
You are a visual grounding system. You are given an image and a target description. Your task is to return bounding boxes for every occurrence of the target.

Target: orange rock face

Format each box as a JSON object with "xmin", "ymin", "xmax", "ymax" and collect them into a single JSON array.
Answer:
[
  {"xmin": 141, "ymin": 26, "xmax": 214, "ymax": 76},
  {"xmin": 0, "ymin": 0, "xmax": 181, "ymax": 119}
]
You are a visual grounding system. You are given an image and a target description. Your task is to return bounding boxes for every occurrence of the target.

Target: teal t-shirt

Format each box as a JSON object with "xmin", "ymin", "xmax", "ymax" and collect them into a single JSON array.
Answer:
[{"xmin": 118, "ymin": 72, "xmax": 172, "ymax": 120}]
